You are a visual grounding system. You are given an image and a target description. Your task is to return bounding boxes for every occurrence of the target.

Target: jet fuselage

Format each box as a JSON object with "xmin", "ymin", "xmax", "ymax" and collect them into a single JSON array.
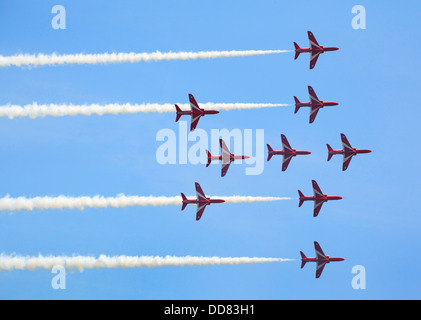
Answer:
[
  {"xmin": 329, "ymin": 148, "xmax": 372, "ymax": 156},
  {"xmin": 302, "ymin": 256, "xmax": 345, "ymax": 263},
  {"xmin": 268, "ymin": 149, "xmax": 311, "ymax": 157},
  {"xmin": 183, "ymin": 197, "xmax": 225, "ymax": 206},
  {"xmin": 209, "ymin": 155, "xmax": 250, "ymax": 163},
  {"xmin": 176, "ymin": 109, "xmax": 219, "ymax": 117},
  {"xmin": 295, "ymin": 100, "xmax": 339, "ymax": 108},
  {"xmin": 296, "ymin": 46, "xmax": 340, "ymax": 54},
  {"xmin": 300, "ymin": 195, "xmax": 343, "ymax": 203}
]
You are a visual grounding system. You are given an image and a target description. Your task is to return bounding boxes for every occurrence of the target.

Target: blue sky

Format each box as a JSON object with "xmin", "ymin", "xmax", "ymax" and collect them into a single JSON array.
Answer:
[{"xmin": 0, "ymin": 1, "xmax": 419, "ymax": 299}]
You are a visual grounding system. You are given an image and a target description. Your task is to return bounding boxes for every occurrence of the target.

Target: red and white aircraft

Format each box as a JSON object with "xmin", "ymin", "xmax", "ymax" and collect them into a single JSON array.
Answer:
[
  {"xmin": 300, "ymin": 241, "xmax": 345, "ymax": 279},
  {"xmin": 175, "ymin": 94, "xmax": 219, "ymax": 132},
  {"xmin": 267, "ymin": 134, "xmax": 311, "ymax": 171},
  {"xmin": 294, "ymin": 86, "xmax": 339, "ymax": 123},
  {"xmin": 294, "ymin": 31, "xmax": 339, "ymax": 69},
  {"xmin": 298, "ymin": 180, "xmax": 342, "ymax": 217},
  {"xmin": 181, "ymin": 182, "xmax": 225, "ymax": 221},
  {"xmin": 327, "ymin": 133, "xmax": 372, "ymax": 171},
  {"xmin": 206, "ymin": 139, "xmax": 250, "ymax": 177}
]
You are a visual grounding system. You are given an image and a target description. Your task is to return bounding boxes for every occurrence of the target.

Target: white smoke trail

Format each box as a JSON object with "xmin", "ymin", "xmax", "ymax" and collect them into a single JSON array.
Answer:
[
  {"xmin": 0, "ymin": 102, "xmax": 289, "ymax": 119},
  {"xmin": 0, "ymin": 50, "xmax": 291, "ymax": 68},
  {"xmin": 222, "ymin": 196, "xmax": 292, "ymax": 204},
  {"xmin": 0, "ymin": 254, "xmax": 295, "ymax": 272},
  {"xmin": 0, "ymin": 194, "xmax": 292, "ymax": 212}
]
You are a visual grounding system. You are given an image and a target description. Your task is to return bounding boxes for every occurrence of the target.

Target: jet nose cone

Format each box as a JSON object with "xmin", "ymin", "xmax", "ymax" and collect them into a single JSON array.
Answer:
[{"xmin": 333, "ymin": 47, "xmax": 340, "ymax": 51}]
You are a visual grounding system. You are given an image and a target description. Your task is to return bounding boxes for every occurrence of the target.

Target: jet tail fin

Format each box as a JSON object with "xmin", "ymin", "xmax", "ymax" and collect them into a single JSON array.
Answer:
[
  {"xmin": 181, "ymin": 193, "xmax": 188, "ymax": 211},
  {"xmin": 294, "ymin": 42, "xmax": 301, "ymax": 60},
  {"xmin": 294, "ymin": 97, "xmax": 301, "ymax": 113},
  {"xmin": 327, "ymin": 144, "xmax": 334, "ymax": 161},
  {"xmin": 206, "ymin": 150, "xmax": 212, "ymax": 167},
  {"xmin": 298, "ymin": 190, "xmax": 305, "ymax": 207},
  {"xmin": 267, "ymin": 144, "xmax": 274, "ymax": 162},
  {"xmin": 175, "ymin": 104, "xmax": 182, "ymax": 122},
  {"xmin": 300, "ymin": 251, "xmax": 307, "ymax": 268}
]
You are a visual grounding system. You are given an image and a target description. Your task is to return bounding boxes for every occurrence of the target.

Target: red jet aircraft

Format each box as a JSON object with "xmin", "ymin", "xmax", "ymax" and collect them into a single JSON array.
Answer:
[
  {"xmin": 181, "ymin": 182, "xmax": 225, "ymax": 221},
  {"xmin": 267, "ymin": 134, "xmax": 311, "ymax": 171},
  {"xmin": 298, "ymin": 180, "xmax": 342, "ymax": 217},
  {"xmin": 327, "ymin": 133, "xmax": 372, "ymax": 171},
  {"xmin": 206, "ymin": 139, "xmax": 250, "ymax": 177},
  {"xmin": 300, "ymin": 241, "xmax": 345, "ymax": 278},
  {"xmin": 294, "ymin": 86, "xmax": 339, "ymax": 123},
  {"xmin": 175, "ymin": 94, "xmax": 219, "ymax": 132},
  {"xmin": 294, "ymin": 31, "xmax": 339, "ymax": 69}
]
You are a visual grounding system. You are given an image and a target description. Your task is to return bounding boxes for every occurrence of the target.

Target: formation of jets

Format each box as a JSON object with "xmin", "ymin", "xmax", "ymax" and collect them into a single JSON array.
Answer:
[
  {"xmin": 204, "ymin": 133, "xmax": 369, "ymax": 175},
  {"xmin": 175, "ymin": 32, "xmax": 367, "ymax": 278},
  {"xmin": 173, "ymin": 32, "xmax": 340, "ymax": 131}
]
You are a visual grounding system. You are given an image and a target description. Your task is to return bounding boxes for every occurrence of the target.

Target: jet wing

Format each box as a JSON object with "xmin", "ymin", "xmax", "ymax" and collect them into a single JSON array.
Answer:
[
  {"xmin": 308, "ymin": 32, "xmax": 322, "ymax": 69},
  {"xmin": 314, "ymin": 242, "xmax": 328, "ymax": 277},
  {"xmin": 315, "ymin": 260, "xmax": 328, "ymax": 279},
  {"xmin": 308, "ymin": 86, "xmax": 321, "ymax": 104},
  {"xmin": 281, "ymin": 134, "xmax": 293, "ymax": 152},
  {"xmin": 221, "ymin": 163, "xmax": 231, "ymax": 177},
  {"xmin": 195, "ymin": 182, "xmax": 207, "ymax": 201},
  {"xmin": 341, "ymin": 133, "xmax": 354, "ymax": 152},
  {"xmin": 282, "ymin": 154, "xmax": 293, "ymax": 172},
  {"xmin": 312, "ymin": 180, "xmax": 324, "ymax": 198},
  {"xmin": 309, "ymin": 51, "xmax": 321, "ymax": 70},
  {"xmin": 196, "ymin": 203, "xmax": 207, "ymax": 221},
  {"xmin": 220, "ymin": 139, "xmax": 231, "ymax": 162},
  {"xmin": 342, "ymin": 154, "xmax": 354, "ymax": 171},
  {"xmin": 309, "ymin": 106, "xmax": 321, "ymax": 124},
  {"xmin": 190, "ymin": 113, "xmax": 202, "ymax": 132},
  {"xmin": 220, "ymin": 139, "xmax": 232, "ymax": 177},
  {"xmin": 314, "ymin": 241, "xmax": 327, "ymax": 259},
  {"xmin": 308, "ymin": 31, "xmax": 321, "ymax": 50},
  {"xmin": 314, "ymin": 200, "xmax": 324, "ymax": 217},
  {"xmin": 189, "ymin": 94, "xmax": 202, "ymax": 113}
]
